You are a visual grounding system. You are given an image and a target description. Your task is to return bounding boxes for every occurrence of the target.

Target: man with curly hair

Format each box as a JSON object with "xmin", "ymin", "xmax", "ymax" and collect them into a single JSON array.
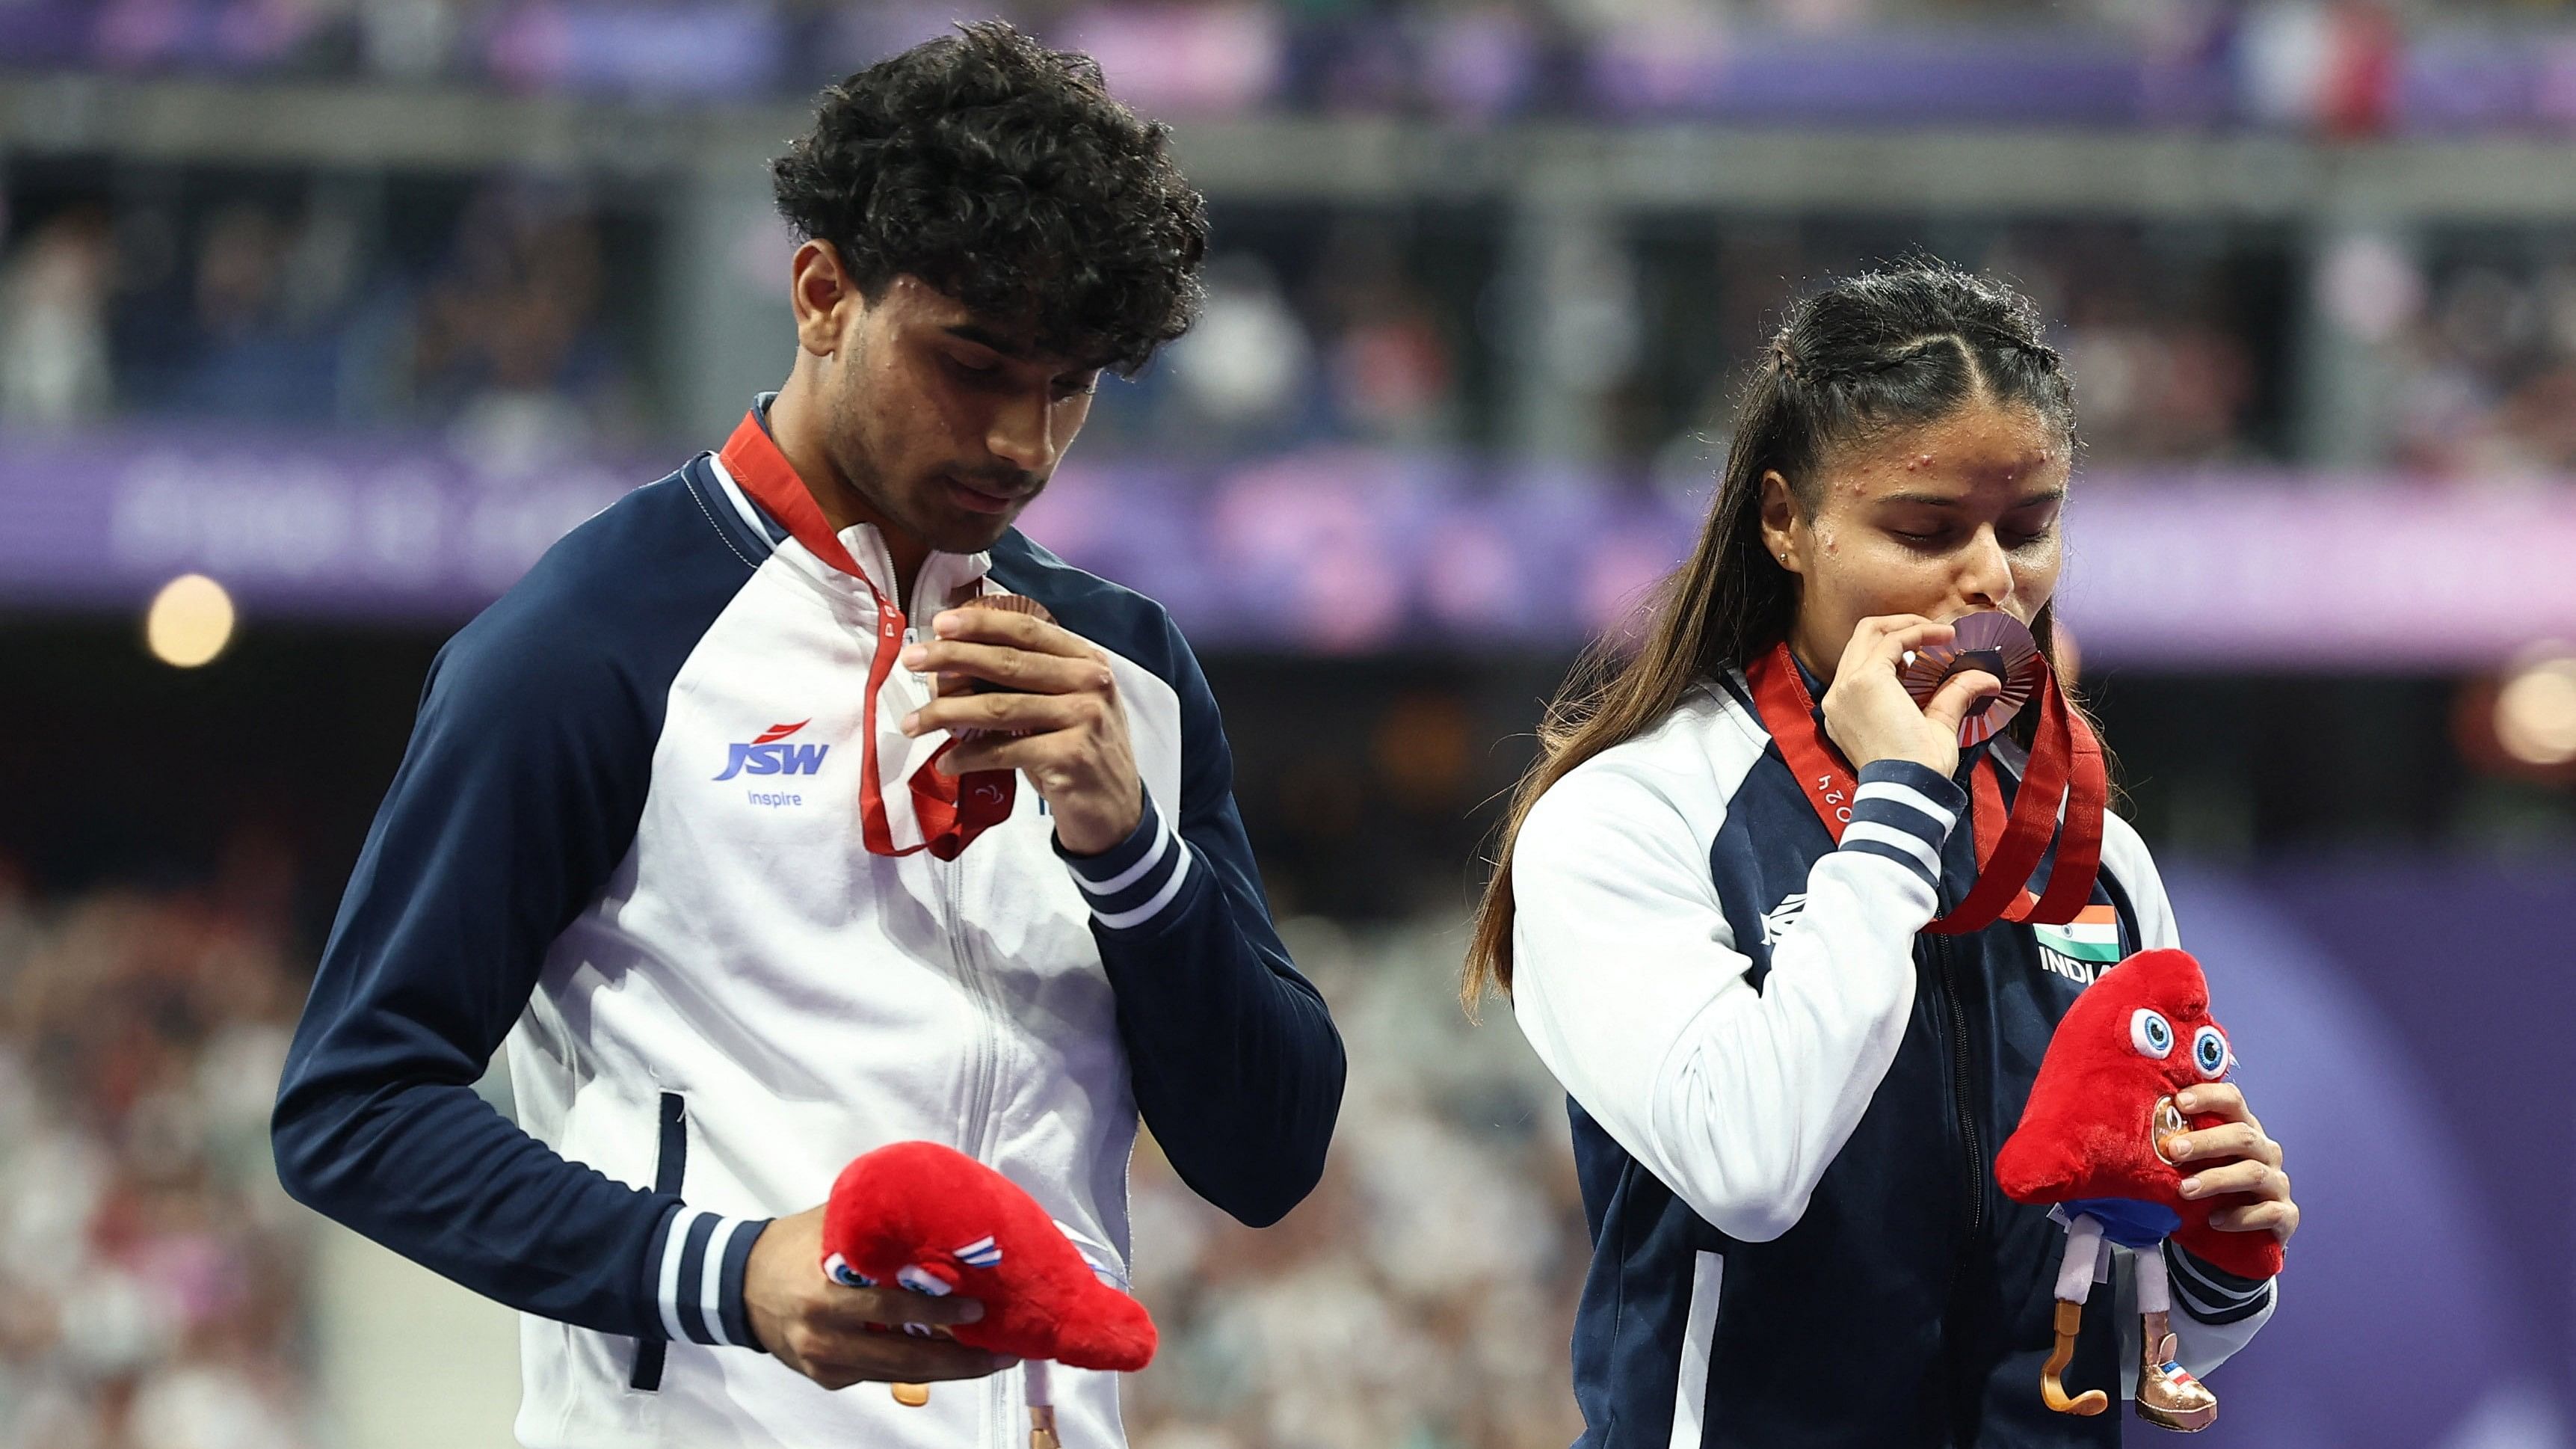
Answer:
[{"xmin": 273, "ymin": 23, "xmax": 1345, "ymax": 1448}]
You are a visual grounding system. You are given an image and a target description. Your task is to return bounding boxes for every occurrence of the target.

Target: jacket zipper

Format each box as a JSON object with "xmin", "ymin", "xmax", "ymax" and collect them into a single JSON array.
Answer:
[
  {"xmin": 940, "ymin": 827, "xmax": 1014, "ymax": 1449},
  {"xmin": 947, "ymin": 854, "xmax": 1002, "ymax": 1163},
  {"xmin": 1929, "ymin": 935, "xmax": 1986, "ymax": 1237},
  {"xmin": 905, "ymin": 586, "xmax": 1016, "ymax": 1449},
  {"xmin": 902, "ymin": 605, "xmax": 1005, "ymax": 1169}
]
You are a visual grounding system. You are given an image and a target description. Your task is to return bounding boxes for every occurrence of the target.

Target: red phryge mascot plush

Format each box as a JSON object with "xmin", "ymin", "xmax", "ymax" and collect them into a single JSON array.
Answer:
[
  {"xmin": 1995, "ymin": 948, "xmax": 2283, "ymax": 1433},
  {"xmin": 822, "ymin": 1141, "xmax": 1157, "ymax": 1447}
]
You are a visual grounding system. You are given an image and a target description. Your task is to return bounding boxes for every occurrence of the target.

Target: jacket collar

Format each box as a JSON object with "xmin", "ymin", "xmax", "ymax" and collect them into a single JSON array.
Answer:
[{"xmin": 716, "ymin": 398, "xmax": 990, "ymax": 613}]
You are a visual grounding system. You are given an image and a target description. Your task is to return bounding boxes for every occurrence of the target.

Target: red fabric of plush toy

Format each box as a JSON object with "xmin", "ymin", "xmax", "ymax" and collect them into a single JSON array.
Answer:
[
  {"xmin": 820, "ymin": 1140, "xmax": 1157, "ymax": 1371},
  {"xmin": 1994, "ymin": 948, "xmax": 2284, "ymax": 1283}
]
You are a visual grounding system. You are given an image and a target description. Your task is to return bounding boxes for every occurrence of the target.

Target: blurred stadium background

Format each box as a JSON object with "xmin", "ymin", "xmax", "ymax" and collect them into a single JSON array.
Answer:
[{"xmin": 4, "ymin": 0, "xmax": 2576, "ymax": 1445}]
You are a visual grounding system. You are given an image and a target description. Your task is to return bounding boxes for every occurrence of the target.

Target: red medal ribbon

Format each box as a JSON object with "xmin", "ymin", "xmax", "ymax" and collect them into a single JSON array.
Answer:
[
  {"xmin": 717, "ymin": 410, "xmax": 1013, "ymax": 861},
  {"xmin": 1743, "ymin": 639, "xmax": 2104, "ymax": 933}
]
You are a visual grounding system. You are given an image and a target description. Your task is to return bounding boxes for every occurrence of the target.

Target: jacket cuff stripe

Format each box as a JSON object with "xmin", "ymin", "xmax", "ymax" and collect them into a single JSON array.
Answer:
[
  {"xmin": 719, "ymin": 1219, "xmax": 768, "ymax": 1350},
  {"xmin": 674, "ymin": 1211, "xmax": 719, "ymax": 1344},
  {"xmin": 1838, "ymin": 837, "xmax": 1941, "ymax": 892},
  {"xmin": 1855, "ymin": 757, "xmax": 1967, "ymax": 802},
  {"xmin": 1850, "ymin": 776, "xmax": 1962, "ymax": 836},
  {"xmin": 1092, "ymin": 845, "xmax": 1196, "ymax": 931},
  {"xmin": 639, "ymin": 1202, "xmax": 683, "ymax": 1343},
  {"xmin": 655, "ymin": 1209, "xmax": 764, "ymax": 1348},
  {"xmin": 2167, "ymin": 1241, "xmax": 2270, "ymax": 1300},
  {"xmin": 1060, "ymin": 793, "xmax": 1195, "ymax": 930},
  {"xmin": 2169, "ymin": 1270, "xmax": 2226, "ymax": 1320},
  {"xmin": 697, "ymin": 1217, "xmax": 746, "ymax": 1346},
  {"xmin": 2166, "ymin": 1243, "xmax": 2274, "ymax": 1324},
  {"xmin": 1057, "ymin": 791, "xmax": 1167, "ymax": 891},
  {"xmin": 1834, "ymin": 762, "xmax": 1967, "ymax": 892},
  {"xmin": 2174, "ymin": 1276, "xmax": 2273, "ymax": 1325},
  {"xmin": 1841, "ymin": 819, "xmax": 1941, "ymax": 876},
  {"xmin": 653, "ymin": 1207, "xmax": 697, "ymax": 1343}
]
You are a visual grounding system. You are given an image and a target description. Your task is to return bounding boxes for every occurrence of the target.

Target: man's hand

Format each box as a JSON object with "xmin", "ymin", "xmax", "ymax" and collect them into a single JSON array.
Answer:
[
  {"xmin": 742, "ymin": 1205, "xmax": 1014, "ymax": 1391},
  {"xmin": 2163, "ymin": 1083, "xmax": 2301, "ymax": 1246},
  {"xmin": 898, "ymin": 606, "xmax": 1143, "ymax": 855}
]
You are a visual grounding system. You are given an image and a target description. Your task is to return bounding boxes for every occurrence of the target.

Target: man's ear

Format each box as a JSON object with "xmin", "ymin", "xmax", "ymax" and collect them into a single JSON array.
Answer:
[{"xmin": 792, "ymin": 240, "xmax": 863, "ymax": 358}]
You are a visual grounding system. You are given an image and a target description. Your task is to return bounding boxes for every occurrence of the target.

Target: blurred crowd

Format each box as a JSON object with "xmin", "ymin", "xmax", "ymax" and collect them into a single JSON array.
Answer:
[
  {"xmin": 0, "ymin": 176, "xmax": 644, "ymax": 461},
  {"xmin": 1092, "ymin": 215, "xmax": 2287, "ymax": 471},
  {"xmin": 0, "ymin": 850, "xmax": 312, "ymax": 1449},
  {"xmin": 0, "ymin": 841, "xmax": 1594, "ymax": 1449},
  {"xmin": 2, "ymin": 0, "xmax": 2575, "ymax": 132},
  {"xmin": 1109, "ymin": 916, "xmax": 1589, "ymax": 1449},
  {"xmin": 4, "ymin": 154, "xmax": 2575, "ymax": 484},
  {"xmin": 2387, "ymin": 244, "xmax": 2576, "ymax": 479}
]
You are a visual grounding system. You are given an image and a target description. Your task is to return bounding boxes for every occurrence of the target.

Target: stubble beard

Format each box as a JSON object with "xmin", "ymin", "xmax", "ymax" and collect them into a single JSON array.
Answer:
[{"xmin": 825, "ymin": 371, "xmax": 1025, "ymax": 559}]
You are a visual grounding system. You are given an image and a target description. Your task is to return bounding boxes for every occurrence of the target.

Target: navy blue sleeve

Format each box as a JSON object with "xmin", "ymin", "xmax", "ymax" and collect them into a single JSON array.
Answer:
[
  {"xmin": 1054, "ymin": 619, "xmax": 1346, "ymax": 1228},
  {"xmin": 271, "ymin": 471, "xmax": 765, "ymax": 1341}
]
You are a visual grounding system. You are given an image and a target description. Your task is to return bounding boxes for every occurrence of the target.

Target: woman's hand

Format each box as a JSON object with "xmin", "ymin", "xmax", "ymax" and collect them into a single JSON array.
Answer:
[
  {"xmin": 2163, "ymin": 1083, "xmax": 2301, "ymax": 1246},
  {"xmin": 1818, "ymin": 615, "xmax": 2003, "ymax": 778}
]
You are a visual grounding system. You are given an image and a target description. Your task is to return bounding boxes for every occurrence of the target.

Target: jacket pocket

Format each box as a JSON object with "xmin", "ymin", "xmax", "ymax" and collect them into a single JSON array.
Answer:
[{"xmin": 629, "ymin": 1091, "xmax": 689, "ymax": 1392}]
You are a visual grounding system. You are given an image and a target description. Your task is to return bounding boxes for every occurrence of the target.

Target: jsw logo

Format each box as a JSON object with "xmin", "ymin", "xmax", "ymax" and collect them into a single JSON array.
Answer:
[{"xmin": 715, "ymin": 720, "xmax": 830, "ymax": 781}]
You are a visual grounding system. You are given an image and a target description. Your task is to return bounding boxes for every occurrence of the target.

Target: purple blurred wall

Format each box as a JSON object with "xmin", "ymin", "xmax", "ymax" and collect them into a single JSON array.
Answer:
[
  {"xmin": 9, "ymin": 425, "xmax": 2576, "ymax": 668},
  {"xmin": 2162, "ymin": 858, "xmax": 2575, "ymax": 1447}
]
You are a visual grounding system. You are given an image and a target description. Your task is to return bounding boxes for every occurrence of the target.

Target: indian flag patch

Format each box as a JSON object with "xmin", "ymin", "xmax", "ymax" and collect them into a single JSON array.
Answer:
[{"xmin": 2033, "ymin": 905, "xmax": 2123, "ymax": 985}]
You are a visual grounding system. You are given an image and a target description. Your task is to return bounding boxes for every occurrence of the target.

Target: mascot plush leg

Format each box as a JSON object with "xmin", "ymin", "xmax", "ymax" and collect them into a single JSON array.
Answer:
[
  {"xmin": 2042, "ymin": 1215, "xmax": 2110, "ymax": 1417},
  {"xmin": 2133, "ymin": 1250, "xmax": 2219, "ymax": 1432},
  {"xmin": 1026, "ymin": 1359, "xmax": 1061, "ymax": 1449},
  {"xmin": 892, "ymin": 1360, "xmax": 1065, "ymax": 1448}
]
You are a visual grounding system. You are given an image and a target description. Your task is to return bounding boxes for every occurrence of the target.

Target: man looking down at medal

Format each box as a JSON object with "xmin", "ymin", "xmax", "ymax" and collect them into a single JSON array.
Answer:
[
  {"xmin": 272, "ymin": 25, "xmax": 1343, "ymax": 1448},
  {"xmin": 1465, "ymin": 264, "xmax": 2296, "ymax": 1445}
]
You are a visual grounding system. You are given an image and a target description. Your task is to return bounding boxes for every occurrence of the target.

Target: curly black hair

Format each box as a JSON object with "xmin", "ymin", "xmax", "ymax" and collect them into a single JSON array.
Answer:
[{"xmin": 771, "ymin": 22, "xmax": 1209, "ymax": 376}]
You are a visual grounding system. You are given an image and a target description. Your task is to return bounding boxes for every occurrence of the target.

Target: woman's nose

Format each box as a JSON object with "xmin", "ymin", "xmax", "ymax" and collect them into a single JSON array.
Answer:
[{"xmin": 1961, "ymin": 528, "xmax": 2015, "ymax": 610}]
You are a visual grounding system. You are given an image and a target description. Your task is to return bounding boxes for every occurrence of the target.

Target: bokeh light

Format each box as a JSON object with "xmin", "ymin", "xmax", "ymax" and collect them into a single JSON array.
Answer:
[
  {"xmin": 144, "ymin": 573, "xmax": 235, "ymax": 668},
  {"xmin": 2492, "ymin": 653, "xmax": 2576, "ymax": 768}
]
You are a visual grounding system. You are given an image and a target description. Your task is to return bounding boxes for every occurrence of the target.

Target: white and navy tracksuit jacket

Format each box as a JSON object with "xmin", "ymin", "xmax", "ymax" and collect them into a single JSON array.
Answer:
[
  {"xmin": 272, "ymin": 428, "xmax": 1345, "ymax": 1448},
  {"xmin": 1511, "ymin": 672, "xmax": 2275, "ymax": 1447}
]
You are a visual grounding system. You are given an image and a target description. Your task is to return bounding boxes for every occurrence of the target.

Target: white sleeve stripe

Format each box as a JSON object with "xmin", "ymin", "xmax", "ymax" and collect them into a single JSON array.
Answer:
[
  {"xmin": 1072, "ymin": 810, "xmax": 1173, "ymax": 896},
  {"xmin": 1838, "ymin": 839, "xmax": 1939, "ymax": 893},
  {"xmin": 699, "ymin": 1217, "xmax": 745, "ymax": 1347},
  {"xmin": 1092, "ymin": 843, "xmax": 1195, "ymax": 929},
  {"xmin": 2166, "ymin": 1241, "xmax": 2254, "ymax": 1295},
  {"xmin": 2168, "ymin": 1270, "xmax": 2246, "ymax": 1321},
  {"xmin": 1840, "ymin": 819, "xmax": 1940, "ymax": 875},
  {"xmin": 1851, "ymin": 779, "xmax": 1957, "ymax": 834},
  {"xmin": 2167, "ymin": 1270, "xmax": 2217, "ymax": 1313},
  {"xmin": 656, "ymin": 1208, "xmax": 702, "ymax": 1344},
  {"xmin": 2163, "ymin": 1249, "xmax": 2271, "ymax": 1320},
  {"xmin": 2166, "ymin": 1245, "xmax": 2267, "ymax": 1303}
]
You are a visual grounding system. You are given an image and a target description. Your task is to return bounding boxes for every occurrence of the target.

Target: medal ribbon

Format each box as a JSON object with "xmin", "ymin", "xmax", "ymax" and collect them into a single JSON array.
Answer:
[
  {"xmin": 717, "ymin": 410, "xmax": 1013, "ymax": 861},
  {"xmin": 1744, "ymin": 639, "xmax": 2104, "ymax": 932}
]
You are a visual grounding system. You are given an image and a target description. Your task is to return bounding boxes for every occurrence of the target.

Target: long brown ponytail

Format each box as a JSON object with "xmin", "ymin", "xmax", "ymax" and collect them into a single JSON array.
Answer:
[{"xmin": 1463, "ymin": 262, "xmax": 2087, "ymax": 1013}]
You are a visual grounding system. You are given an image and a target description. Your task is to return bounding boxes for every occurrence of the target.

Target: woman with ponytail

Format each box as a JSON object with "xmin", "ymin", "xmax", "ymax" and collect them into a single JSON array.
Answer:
[{"xmin": 1469, "ymin": 264, "xmax": 2296, "ymax": 1445}]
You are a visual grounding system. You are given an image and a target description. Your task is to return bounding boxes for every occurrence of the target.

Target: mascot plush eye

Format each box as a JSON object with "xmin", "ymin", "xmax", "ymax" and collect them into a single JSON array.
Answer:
[
  {"xmin": 823, "ymin": 1252, "xmax": 875, "ymax": 1288},
  {"xmin": 2191, "ymin": 1025, "xmax": 2228, "ymax": 1079},
  {"xmin": 896, "ymin": 1264, "xmax": 952, "ymax": 1296},
  {"xmin": 2129, "ymin": 1008, "xmax": 2174, "ymax": 1059}
]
